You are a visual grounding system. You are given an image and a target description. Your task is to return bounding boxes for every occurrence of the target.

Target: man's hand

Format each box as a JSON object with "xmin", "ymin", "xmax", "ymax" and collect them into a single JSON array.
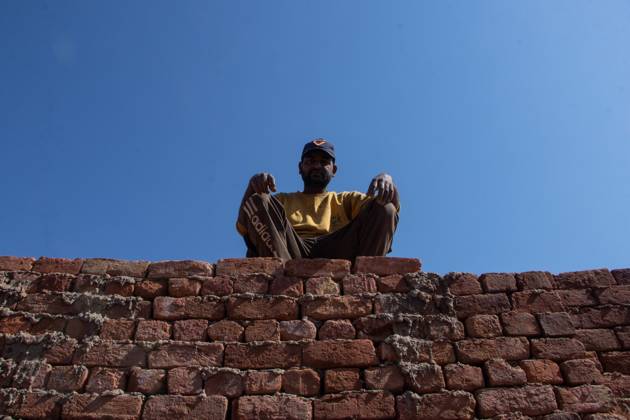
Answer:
[
  {"xmin": 248, "ymin": 172, "xmax": 277, "ymax": 194},
  {"xmin": 367, "ymin": 173, "xmax": 397, "ymax": 205}
]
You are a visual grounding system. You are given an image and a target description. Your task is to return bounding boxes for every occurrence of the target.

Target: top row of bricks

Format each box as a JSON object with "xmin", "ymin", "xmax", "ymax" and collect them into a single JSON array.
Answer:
[{"xmin": 0, "ymin": 256, "xmax": 421, "ymax": 278}]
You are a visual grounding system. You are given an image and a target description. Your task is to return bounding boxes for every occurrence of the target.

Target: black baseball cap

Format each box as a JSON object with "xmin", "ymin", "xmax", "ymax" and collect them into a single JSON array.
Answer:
[{"xmin": 301, "ymin": 139, "xmax": 335, "ymax": 161}]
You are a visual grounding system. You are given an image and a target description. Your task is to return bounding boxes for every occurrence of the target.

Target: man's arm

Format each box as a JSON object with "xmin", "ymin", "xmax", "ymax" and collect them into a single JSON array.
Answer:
[{"xmin": 367, "ymin": 173, "xmax": 400, "ymax": 210}]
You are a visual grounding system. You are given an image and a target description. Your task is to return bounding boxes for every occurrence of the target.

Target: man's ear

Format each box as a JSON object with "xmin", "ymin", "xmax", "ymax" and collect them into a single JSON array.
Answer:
[
  {"xmin": 298, "ymin": 161, "xmax": 303, "ymax": 175},
  {"xmin": 332, "ymin": 164, "xmax": 337, "ymax": 176}
]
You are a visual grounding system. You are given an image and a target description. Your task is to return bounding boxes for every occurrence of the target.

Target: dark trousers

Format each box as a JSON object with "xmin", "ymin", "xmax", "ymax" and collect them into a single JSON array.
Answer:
[{"xmin": 239, "ymin": 193, "xmax": 398, "ymax": 260}]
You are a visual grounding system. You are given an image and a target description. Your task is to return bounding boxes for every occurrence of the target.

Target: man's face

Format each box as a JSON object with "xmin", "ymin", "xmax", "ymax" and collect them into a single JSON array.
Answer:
[{"xmin": 299, "ymin": 150, "xmax": 337, "ymax": 189}]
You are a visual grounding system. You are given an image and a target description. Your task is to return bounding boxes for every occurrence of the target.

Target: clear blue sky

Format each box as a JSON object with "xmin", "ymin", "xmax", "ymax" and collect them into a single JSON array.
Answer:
[{"xmin": 1, "ymin": 1, "xmax": 629, "ymax": 275}]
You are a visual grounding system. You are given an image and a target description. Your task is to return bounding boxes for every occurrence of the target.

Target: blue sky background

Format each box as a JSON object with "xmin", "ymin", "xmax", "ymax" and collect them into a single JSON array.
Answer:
[{"xmin": 1, "ymin": 1, "xmax": 629, "ymax": 275}]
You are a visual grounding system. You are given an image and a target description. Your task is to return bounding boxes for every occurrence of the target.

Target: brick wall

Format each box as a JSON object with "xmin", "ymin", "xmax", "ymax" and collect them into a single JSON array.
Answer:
[{"xmin": 0, "ymin": 255, "xmax": 628, "ymax": 419}]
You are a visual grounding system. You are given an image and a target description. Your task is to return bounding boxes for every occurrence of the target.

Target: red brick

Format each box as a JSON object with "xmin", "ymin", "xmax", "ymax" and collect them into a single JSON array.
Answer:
[
  {"xmin": 480, "ymin": 272, "xmax": 517, "ymax": 292},
  {"xmin": 575, "ymin": 329, "xmax": 621, "ymax": 351},
  {"xmin": 602, "ymin": 372, "xmax": 630, "ymax": 397},
  {"xmin": 512, "ymin": 290, "xmax": 565, "ymax": 312},
  {"xmin": 561, "ymin": 359, "xmax": 604, "ymax": 385},
  {"xmin": 556, "ymin": 385, "xmax": 613, "ymax": 413},
  {"xmin": 342, "ymin": 274, "xmax": 377, "ymax": 294},
  {"xmin": 286, "ymin": 258, "xmax": 351, "ymax": 279},
  {"xmin": 445, "ymin": 272, "xmax": 482, "ymax": 296},
  {"xmin": 455, "ymin": 337, "xmax": 530, "ymax": 364},
  {"xmin": 168, "ymin": 367, "xmax": 203, "ymax": 395},
  {"xmin": 303, "ymin": 339, "xmax": 378, "ymax": 368},
  {"xmin": 74, "ymin": 342, "xmax": 146, "ymax": 367},
  {"xmin": 207, "ymin": 320, "xmax": 244, "ymax": 342},
  {"xmin": 147, "ymin": 260, "xmax": 213, "ymax": 278},
  {"xmin": 85, "ymin": 367, "xmax": 126, "ymax": 393},
  {"xmin": 354, "ymin": 316, "xmax": 393, "ymax": 342},
  {"xmin": 485, "ymin": 358, "xmax": 527, "ymax": 386},
  {"xmin": 612, "ymin": 268, "xmax": 630, "ymax": 285},
  {"xmin": 227, "ymin": 296, "xmax": 298, "ymax": 320},
  {"xmin": 596, "ymin": 285, "xmax": 630, "ymax": 305},
  {"xmin": 32, "ymin": 257, "xmax": 83, "ymax": 274},
  {"xmin": 616, "ymin": 326, "xmax": 630, "ymax": 348},
  {"xmin": 46, "ymin": 365, "xmax": 88, "ymax": 392},
  {"xmin": 0, "ymin": 314, "xmax": 32, "ymax": 334},
  {"xmin": 135, "ymin": 278, "xmax": 168, "ymax": 298},
  {"xmin": 100, "ymin": 318, "xmax": 135, "ymax": 340},
  {"xmin": 244, "ymin": 319, "xmax": 280, "ymax": 342},
  {"xmin": 173, "ymin": 319, "xmax": 208, "ymax": 341},
  {"xmin": 16, "ymin": 293, "xmax": 76, "ymax": 315},
  {"xmin": 538, "ymin": 312, "xmax": 576, "ymax": 337},
  {"xmin": 279, "ymin": 319, "xmax": 317, "ymax": 340},
  {"xmin": 354, "ymin": 256, "xmax": 420, "ymax": 275},
  {"xmin": 0, "ymin": 256, "xmax": 35, "ymax": 271},
  {"xmin": 2, "ymin": 391, "xmax": 62, "ymax": 419},
  {"xmin": 148, "ymin": 342, "xmax": 223, "ymax": 368},
  {"xmin": 44, "ymin": 336, "xmax": 78, "ymax": 364},
  {"xmin": 103, "ymin": 278, "xmax": 135, "ymax": 296},
  {"xmin": 516, "ymin": 271, "xmax": 555, "ymax": 290},
  {"xmin": 501, "ymin": 311, "xmax": 542, "ymax": 336},
  {"xmin": 128, "ymin": 367, "xmax": 166, "ymax": 394},
  {"xmin": 302, "ymin": 295, "xmax": 372, "ymax": 320},
  {"xmin": 520, "ymin": 359, "xmax": 563, "ymax": 384},
  {"xmin": 28, "ymin": 272, "xmax": 75, "ymax": 292},
  {"xmin": 324, "ymin": 368, "xmax": 360, "ymax": 393},
  {"xmin": 444, "ymin": 363, "xmax": 484, "ymax": 391},
  {"xmin": 454, "ymin": 293, "xmax": 511, "ymax": 319},
  {"xmin": 305, "ymin": 276, "xmax": 340, "ymax": 295},
  {"xmin": 365, "ymin": 365, "xmax": 405, "ymax": 392},
  {"xmin": 465, "ymin": 314, "xmax": 502, "ymax": 338},
  {"xmin": 205, "ymin": 370, "xmax": 244, "ymax": 398},
  {"xmin": 319, "ymin": 319, "xmax": 356, "ymax": 340},
  {"xmin": 232, "ymin": 395, "xmax": 311, "ymax": 420},
  {"xmin": 396, "ymin": 391, "xmax": 476, "ymax": 420},
  {"xmin": 433, "ymin": 341, "xmax": 456, "ymax": 365},
  {"xmin": 269, "ymin": 276, "xmax": 304, "ymax": 296},
  {"xmin": 555, "ymin": 269, "xmax": 616, "ymax": 289},
  {"xmin": 215, "ymin": 257, "xmax": 283, "ymax": 276},
  {"xmin": 477, "ymin": 385, "xmax": 558, "ymax": 417},
  {"xmin": 244, "ymin": 370, "xmax": 282, "ymax": 394},
  {"xmin": 168, "ymin": 277, "xmax": 202, "ymax": 297},
  {"xmin": 232, "ymin": 273, "xmax": 269, "ymax": 294},
  {"xmin": 200, "ymin": 275, "xmax": 233, "ymax": 296},
  {"xmin": 153, "ymin": 296, "xmax": 224, "ymax": 320},
  {"xmin": 283, "ymin": 368, "xmax": 321, "ymax": 396},
  {"xmin": 62, "ymin": 394, "xmax": 143, "ymax": 420},
  {"xmin": 32, "ymin": 316, "xmax": 67, "ymax": 335},
  {"xmin": 376, "ymin": 273, "xmax": 410, "ymax": 293},
  {"xmin": 601, "ymin": 351, "xmax": 630, "ymax": 374},
  {"xmin": 531, "ymin": 338, "xmax": 586, "ymax": 361},
  {"xmin": 81, "ymin": 258, "xmax": 149, "ymax": 277},
  {"xmin": 556, "ymin": 289, "xmax": 597, "ymax": 307},
  {"xmin": 224, "ymin": 342, "xmax": 301, "ymax": 369},
  {"xmin": 572, "ymin": 306, "xmax": 630, "ymax": 328},
  {"xmin": 11, "ymin": 360, "xmax": 51, "ymax": 389},
  {"xmin": 405, "ymin": 363, "xmax": 445, "ymax": 393},
  {"xmin": 314, "ymin": 391, "xmax": 395, "ymax": 419},
  {"xmin": 136, "ymin": 320, "xmax": 171, "ymax": 341},
  {"xmin": 141, "ymin": 395, "xmax": 228, "ymax": 419}
]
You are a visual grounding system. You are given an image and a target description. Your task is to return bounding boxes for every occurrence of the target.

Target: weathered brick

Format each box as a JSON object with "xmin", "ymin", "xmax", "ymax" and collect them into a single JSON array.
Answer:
[
  {"xmin": 485, "ymin": 358, "xmax": 527, "ymax": 386},
  {"xmin": 283, "ymin": 368, "xmax": 321, "ymax": 396},
  {"xmin": 433, "ymin": 341, "xmax": 456, "ymax": 365},
  {"xmin": 81, "ymin": 258, "xmax": 149, "ymax": 277},
  {"xmin": 556, "ymin": 385, "xmax": 613, "ymax": 413},
  {"xmin": 100, "ymin": 318, "xmax": 136, "ymax": 340},
  {"xmin": 205, "ymin": 370, "xmax": 244, "ymax": 398},
  {"xmin": 0, "ymin": 314, "xmax": 33, "ymax": 334},
  {"xmin": 444, "ymin": 272, "xmax": 482, "ymax": 296},
  {"xmin": 455, "ymin": 337, "xmax": 530, "ymax": 364},
  {"xmin": 383, "ymin": 336, "xmax": 432, "ymax": 363},
  {"xmin": 173, "ymin": 319, "xmax": 208, "ymax": 341},
  {"xmin": 404, "ymin": 363, "xmax": 445, "ymax": 393},
  {"xmin": 602, "ymin": 372, "xmax": 630, "ymax": 398},
  {"xmin": 0, "ymin": 256, "xmax": 35, "ymax": 271},
  {"xmin": 269, "ymin": 276, "xmax": 304, "ymax": 296},
  {"xmin": 531, "ymin": 338, "xmax": 586, "ymax": 361},
  {"xmin": 136, "ymin": 320, "xmax": 171, "ymax": 341},
  {"xmin": 32, "ymin": 316, "xmax": 67, "ymax": 335},
  {"xmin": 0, "ymin": 359, "xmax": 16, "ymax": 387},
  {"xmin": 376, "ymin": 273, "xmax": 410, "ymax": 293},
  {"xmin": 396, "ymin": 390, "xmax": 476, "ymax": 420},
  {"xmin": 74, "ymin": 342, "xmax": 146, "ymax": 367},
  {"xmin": 616, "ymin": 326, "xmax": 630, "ymax": 348},
  {"xmin": 168, "ymin": 277, "xmax": 202, "ymax": 297},
  {"xmin": 354, "ymin": 316, "xmax": 393, "ymax": 342},
  {"xmin": 148, "ymin": 342, "xmax": 223, "ymax": 368},
  {"xmin": 538, "ymin": 312, "xmax": 576, "ymax": 337},
  {"xmin": 207, "ymin": 320, "xmax": 244, "ymax": 342},
  {"xmin": 200, "ymin": 275, "xmax": 233, "ymax": 296},
  {"xmin": 302, "ymin": 295, "xmax": 372, "ymax": 320},
  {"xmin": 365, "ymin": 365, "xmax": 405, "ymax": 392},
  {"xmin": 279, "ymin": 319, "xmax": 317, "ymax": 341},
  {"xmin": 572, "ymin": 306, "xmax": 630, "ymax": 329},
  {"xmin": 62, "ymin": 394, "xmax": 143, "ymax": 420},
  {"xmin": 476, "ymin": 385, "xmax": 558, "ymax": 417},
  {"xmin": 516, "ymin": 271, "xmax": 555, "ymax": 290},
  {"xmin": 480, "ymin": 272, "xmax": 517, "ymax": 292},
  {"xmin": 324, "ymin": 368, "xmax": 360, "ymax": 393},
  {"xmin": 303, "ymin": 339, "xmax": 378, "ymax": 368},
  {"xmin": 16, "ymin": 293, "xmax": 76, "ymax": 315},
  {"xmin": 575, "ymin": 329, "xmax": 621, "ymax": 351},
  {"xmin": 444, "ymin": 363, "xmax": 484, "ymax": 391},
  {"xmin": 153, "ymin": 296, "xmax": 224, "ymax": 320},
  {"xmin": 46, "ymin": 365, "xmax": 88, "ymax": 392},
  {"xmin": 103, "ymin": 278, "xmax": 135, "ymax": 296},
  {"xmin": 85, "ymin": 367, "xmax": 126, "ymax": 393},
  {"xmin": 135, "ymin": 278, "xmax": 168, "ymax": 299},
  {"xmin": 405, "ymin": 314, "xmax": 465, "ymax": 341},
  {"xmin": 32, "ymin": 257, "xmax": 83, "ymax": 274},
  {"xmin": 11, "ymin": 360, "xmax": 51, "ymax": 389},
  {"xmin": 215, "ymin": 257, "xmax": 283, "ymax": 276},
  {"xmin": 44, "ymin": 336, "xmax": 78, "ymax": 364},
  {"xmin": 342, "ymin": 274, "xmax": 377, "ymax": 294},
  {"xmin": 512, "ymin": 290, "xmax": 565, "ymax": 312},
  {"xmin": 142, "ymin": 395, "xmax": 228, "ymax": 419},
  {"xmin": 233, "ymin": 273, "xmax": 270, "ymax": 294},
  {"xmin": 224, "ymin": 342, "xmax": 301, "ymax": 369},
  {"xmin": 520, "ymin": 359, "xmax": 563, "ymax": 384},
  {"xmin": 168, "ymin": 367, "xmax": 203, "ymax": 395},
  {"xmin": 465, "ymin": 314, "xmax": 502, "ymax": 338},
  {"xmin": 500, "ymin": 311, "xmax": 541, "ymax": 336},
  {"xmin": 601, "ymin": 351, "xmax": 630, "ymax": 374},
  {"xmin": 128, "ymin": 367, "xmax": 166, "ymax": 394},
  {"xmin": 286, "ymin": 258, "xmax": 351, "ymax": 279},
  {"xmin": 595, "ymin": 285, "xmax": 630, "ymax": 305},
  {"xmin": 561, "ymin": 359, "xmax": 604, "ymax": 385},
  {"xmin": 611, "ymin": 268, "xmax": 630, "ymax": 285},
  {"xmin": 314, "ymin": 391, "xmax": 396, "ymax": 419},
  {"xmin": 147, "ymin": 260, "xmax": 213, "ymax": 278},
  {"xmin": 555, "ymin": 269, "xmax": 616, "ymax": 289},
  {"xmin": 1, "ymin": 390, "xmax": 62, "ymax": 419},
  {"xmin": 28, "ymin": 272, "xmax": 75, "ymax": 292},
  {"xmin": 232, "ymin": 395, "xmax": 311, "ymax": 420},
  {"xmin": 244, "ymin": 370, "xmax": 282, "ymax": 394},
  {"xmin": 227, "ymin": 296, "xmax": 298, "ymax": 320},
  {"xmin": 354, "ymin": 256, "xmax": 420, "ymax": 275},
  {"xmin": 556, "ymin": 289, "xmax": 597, "ymax": 307},
  {"xmin": 319, "ymin": 319, "xmax": 356, "ymax": 340},
  {"xmin": 454, "ymin": 293, "xmax": 511, "ymax": 319},
  {"xmin": 244, "ymin": 319, "xmax": 280, "ymax": 342},
  {"xmin": 305, "ymin": 276, "xmax": 340, "ymax": 295}
]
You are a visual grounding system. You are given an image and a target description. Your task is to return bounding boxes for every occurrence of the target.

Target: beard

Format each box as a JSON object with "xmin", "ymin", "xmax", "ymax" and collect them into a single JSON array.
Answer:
[{"xmin": 301, "ymin": 169, "xmax": 332, "ymax": 189}]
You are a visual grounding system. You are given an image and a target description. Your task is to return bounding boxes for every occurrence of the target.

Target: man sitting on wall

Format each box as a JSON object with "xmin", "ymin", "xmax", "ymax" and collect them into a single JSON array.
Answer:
[{"xmin": 236, "ymin": 139, "xmax": 400, "ymax": 260}]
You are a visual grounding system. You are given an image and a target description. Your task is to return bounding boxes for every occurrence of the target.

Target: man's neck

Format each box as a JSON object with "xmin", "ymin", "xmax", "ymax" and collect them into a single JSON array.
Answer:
[{"xmin": 302, "ymin": 185, "xmax": 327, "ymax": 194}]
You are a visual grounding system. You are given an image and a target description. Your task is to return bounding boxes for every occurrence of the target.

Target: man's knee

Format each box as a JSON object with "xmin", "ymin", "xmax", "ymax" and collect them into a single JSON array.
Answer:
[{"xmin": 370, "ymin": 200, "xmax": 397, "ymax": 221}]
